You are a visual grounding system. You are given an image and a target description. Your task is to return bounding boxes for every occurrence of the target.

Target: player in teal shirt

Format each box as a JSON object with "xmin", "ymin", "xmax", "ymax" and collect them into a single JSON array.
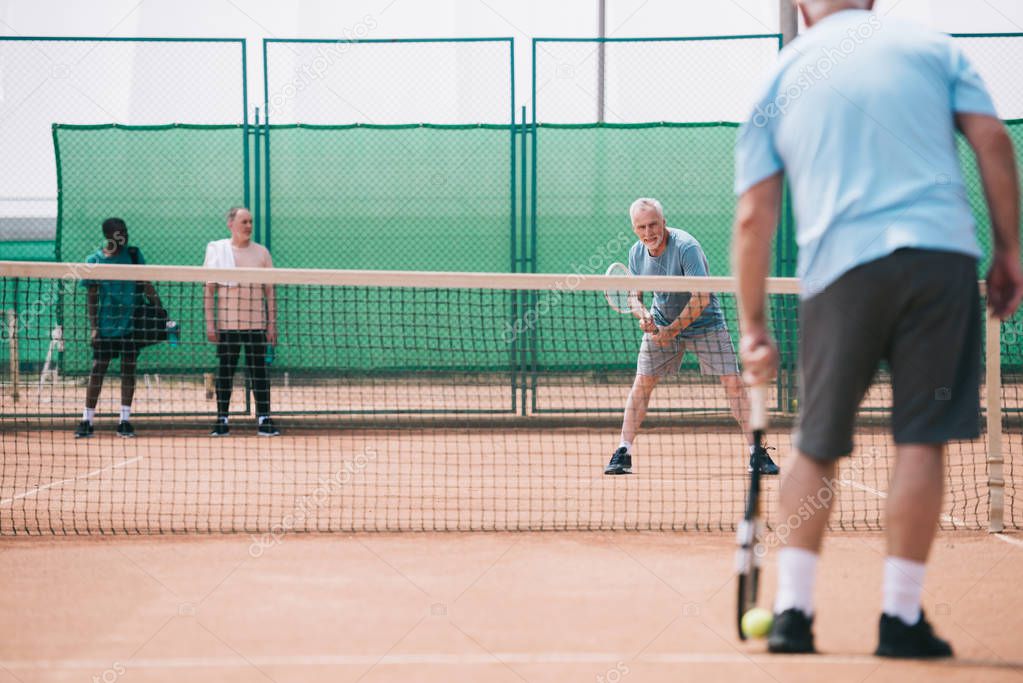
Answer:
[{"xmin": 75, "ymin": 218, "xmax": 162, "ymax": 439}]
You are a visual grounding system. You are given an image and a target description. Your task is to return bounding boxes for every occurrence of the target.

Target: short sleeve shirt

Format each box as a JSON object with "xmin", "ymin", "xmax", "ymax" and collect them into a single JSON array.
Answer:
[
  {"xmin": 79, "ymin": 247, "xmax": 142, "ymax": 339},
  {"xmin": 628, "ymin": 227, "xmax": 726, "ymax": 337},
  {"xmin": 205, "ymin": 242, "xmax": 274, "ymax": 331},
  {"xmin": 735, "ymin": 10, "xmax": 996, "ymax": 298}
]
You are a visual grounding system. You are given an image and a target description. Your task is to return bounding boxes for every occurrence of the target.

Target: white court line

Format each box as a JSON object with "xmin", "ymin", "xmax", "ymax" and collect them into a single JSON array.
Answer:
[
  {"xmin": 840, "ymin": 479, "xmax": 966, "ymax": 528},
  {"xmin": 0, "ymin": 652, "xmax": 883, "ymax": 670},
  {"xmin": 0, "ymin": 456, "xmax": 143, "ymax": 507},
  {"xmin": 993, "ymin": 533, "xmax": 1023, "ymax": 549}
]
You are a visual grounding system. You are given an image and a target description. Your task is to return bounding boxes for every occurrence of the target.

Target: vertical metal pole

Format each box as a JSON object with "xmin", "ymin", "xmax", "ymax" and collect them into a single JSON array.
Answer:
[
  {"xmin": 780, "ymin": 0, "xmax": 798, "ymax": 45},
  {"xmin": 242, "ymin": 40, "xmax": 251, "ymax": 210},
  {"xmin": 597, "ymin": 0, "xmax": 607, "ymax": 122},
  {"xmin": 253, "ymin": 107, "xmax": 261, "ymax": 245},
  {"xmin": 520, "ymin": 106, "xmax": 529, "ymax": 417}
]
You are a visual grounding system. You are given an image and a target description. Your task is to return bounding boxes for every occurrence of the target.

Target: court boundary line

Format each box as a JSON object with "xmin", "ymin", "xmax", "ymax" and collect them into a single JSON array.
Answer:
[
  {"xmin": 0, "ymin": 652, "xmax": 982, "ymax": 670},
  {"xmin": 840, "ymin": 479, "xmax": 966, "ymax": 528},
  {"xmin": 0, "ymin": 455, "xmax": 144, "ymax": 507},
  {"xmin": 993, "ymin": 533, "xmax": 1023, "ymax": 548}
]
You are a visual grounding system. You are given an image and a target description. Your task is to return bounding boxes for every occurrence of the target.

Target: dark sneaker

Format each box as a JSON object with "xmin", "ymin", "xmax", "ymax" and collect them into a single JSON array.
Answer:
[
  {"xmin": 257, "ymin": 418, "xmax": 280, "ymax": 437},
  {"xmin": 875, "ymin": 611, "xmax": 953, "ymax": 659},
  {"xmin": 210, "ymin": 420, "xmax": 229, "ymax": 437},
  {"xmin": 768, "ymin": 608, "xmax": 816, "ymax": 654},
  {"xmin": 749, "ymin": 445, "xmax": 780, "ymax": 475},
  {"xmin": 116, "ymin": 421, "xmax": 136, "ymax": 438},
  {"xmin": 604, "ymin": 447, "xmax": 632, "ymax": 475},
  {"xmin": 74, "ymin": 420, "xmax": 94, "ymax": 439}
]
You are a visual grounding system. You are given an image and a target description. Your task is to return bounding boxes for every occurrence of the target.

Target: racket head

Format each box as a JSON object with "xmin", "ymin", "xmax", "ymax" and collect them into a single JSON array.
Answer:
[
  {"xmin": 604, "ymin": 262, "xmax": 648, "ymax": 319},
  {"xmin": 603, "ymin": 263, "xmax": 633, "ymax": 314}
]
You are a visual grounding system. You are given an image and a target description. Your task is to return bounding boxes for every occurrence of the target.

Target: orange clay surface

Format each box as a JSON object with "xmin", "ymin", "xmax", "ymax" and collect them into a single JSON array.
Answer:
[{"xmin": 0, "ymin": 530, "xmax": 1021, "ymax": 682}]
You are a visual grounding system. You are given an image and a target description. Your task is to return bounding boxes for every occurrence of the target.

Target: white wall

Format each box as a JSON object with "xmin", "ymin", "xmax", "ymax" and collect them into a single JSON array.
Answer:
[{"xmin": 1, "ymin": 0, "xmax": 1021, "ymax": 238}]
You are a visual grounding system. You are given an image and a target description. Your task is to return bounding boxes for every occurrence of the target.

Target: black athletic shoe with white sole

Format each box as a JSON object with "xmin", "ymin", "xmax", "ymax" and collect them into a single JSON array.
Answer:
[
  {"xmin": 604, "ymin": 447, "xmax": 632, "ymax": 475},
  {"xmin": 875, "ymin": 611, "xmax": 953, "ymax": 658},
  {"xmin": 258, "ymin": 418, "xmax": 280, "ymax": 437},
  {"xmin": 116, "ymin": 421, "xmax": 136, "ymax": 438},
  {"xmin": 74, "ymin": 420, "xmax": 94, "ymax": 439},
  {"xmin": 767, "ymin": 608, "xmax": 816, "ymax": 654},
  {"xmin": 210, "ymin": 420, "xmax": 229, "ymax": 437}
]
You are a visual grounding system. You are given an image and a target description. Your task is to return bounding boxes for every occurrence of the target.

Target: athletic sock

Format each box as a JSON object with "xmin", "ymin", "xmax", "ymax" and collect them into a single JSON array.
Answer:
[
  {"xmin": 119, "ymin": 405, "xmax": 131, "ymax": 423},
  {"xmin": 774, "ymin": 547, "xmax": 818, "ymax": 616},
  {"xmin": 882, "ymin": 556, "xmax": 925, "ymax": 624},
  {"xmin": 618, "ymin": 440, "xmax": 632, "ymax": 453},
  {"xmin": 83, "ymin": 408, "xmax": 95, "ymax": 423},
  {"xmin": 258, "ymin": 415, "xmax": 269, "ymax": 425}
]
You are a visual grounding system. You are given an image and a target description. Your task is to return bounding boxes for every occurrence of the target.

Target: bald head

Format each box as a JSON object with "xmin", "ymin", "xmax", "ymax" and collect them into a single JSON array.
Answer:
[{"xmin": 795, "ymin": 0, "xmax": 874, "ymax": 27}]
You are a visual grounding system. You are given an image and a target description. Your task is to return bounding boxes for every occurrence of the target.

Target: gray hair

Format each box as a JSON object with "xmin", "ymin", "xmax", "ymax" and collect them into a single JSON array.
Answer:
[
  {"xmin": 629, "ymin": 197, "xmax": 664, "ymax": 221},
  {"xmin": 226, "ymin": 206, "xmax": 250, "ymax": 222}
]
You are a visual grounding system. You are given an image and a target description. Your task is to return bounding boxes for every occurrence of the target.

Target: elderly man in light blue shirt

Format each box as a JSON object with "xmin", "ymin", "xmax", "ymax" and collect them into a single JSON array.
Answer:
[{"xmin": 733, "ymin": 0, "xmax": 1022, "ymax": 658}]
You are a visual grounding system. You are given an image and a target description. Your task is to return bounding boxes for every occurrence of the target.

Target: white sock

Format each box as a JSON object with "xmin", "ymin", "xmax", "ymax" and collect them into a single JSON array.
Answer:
[
  {"xmin": 83, "ymin": 408, "xmax": 95, "ymax": 423},
  {"xmin": 218, "ymin": 416, "xmax": 228, "ymax": 424},
  {"xmin": 882, "ymin": 556, "xmax": 925, "ymax": 625},
  {"xmin": 774, "ymin": 547, "xmax": 819, "ymax": 616},
  {"xmin": 259, "ymin": 415, "xmax": 269, "ymax": 424},
  {"xmin": 119, "ymin": 405, "xmax": 131, "ymax": 423},
  {"xmin": 618, "ymin": 440, "xmax": 632, "ymax": 453}
]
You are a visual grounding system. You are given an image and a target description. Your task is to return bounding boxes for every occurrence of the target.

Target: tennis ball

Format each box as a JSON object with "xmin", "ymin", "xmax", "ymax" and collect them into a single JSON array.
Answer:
[{"xmin": 741, "ymin": 607, "xmax": 773, "ymax": 639}]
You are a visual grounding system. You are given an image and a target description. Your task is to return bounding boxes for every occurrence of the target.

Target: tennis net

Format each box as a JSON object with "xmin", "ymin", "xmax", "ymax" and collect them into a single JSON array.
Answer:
[{"xmin": 1, "ymin": 261, "xmax": 1018, "ymax": 535}]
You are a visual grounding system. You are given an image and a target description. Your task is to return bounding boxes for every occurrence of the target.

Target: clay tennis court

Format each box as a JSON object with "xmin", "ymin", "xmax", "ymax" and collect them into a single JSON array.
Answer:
[
  {"xmin": 1, "ymin": 530, "xmax": 1021, "ymax": 682},
  {"xmin": 3, "ymin": 269, "xmax": 1021, "ymax": 681}
]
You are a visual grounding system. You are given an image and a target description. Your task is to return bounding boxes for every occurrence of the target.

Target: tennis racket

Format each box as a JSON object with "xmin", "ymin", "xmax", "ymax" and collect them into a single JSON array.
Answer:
[
  {"xmin": 736, "ymin": 384, "xmax": 767, "ymax": 640},
  {"xmin": 603, "ymin": 262, "xmax": 650, "ymax": 321}
]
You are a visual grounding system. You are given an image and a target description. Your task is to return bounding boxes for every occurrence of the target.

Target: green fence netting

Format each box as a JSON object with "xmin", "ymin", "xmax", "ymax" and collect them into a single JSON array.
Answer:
[{"xmin": 265, "ymin": 124, "xmax": 513, "ymax": 270}]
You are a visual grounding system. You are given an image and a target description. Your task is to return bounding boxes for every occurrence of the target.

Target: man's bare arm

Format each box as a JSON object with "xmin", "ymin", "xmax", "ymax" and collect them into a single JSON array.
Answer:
[
  {"xmin": 204, "ymin": 283, "xmax": 218, "ymax": 342},
  {"xmin": 732, "ymin": 172, "xmax": 783, "ymax": 384}
]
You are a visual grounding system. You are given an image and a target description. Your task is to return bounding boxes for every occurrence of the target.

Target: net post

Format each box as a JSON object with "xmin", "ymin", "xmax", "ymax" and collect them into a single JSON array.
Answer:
[{"xmin": 986, "ymin": 311, "xmax": 1004, "ymax": 533}]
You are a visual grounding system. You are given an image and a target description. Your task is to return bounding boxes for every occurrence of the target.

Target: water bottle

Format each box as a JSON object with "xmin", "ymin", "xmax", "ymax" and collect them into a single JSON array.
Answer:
[
  {"xmin": 266, "ymin": 343, "xmax": 275, "ymax": 366},
  {"xmin": 166, "ymin": 320, "xmax": 180, "ymax": 347}
]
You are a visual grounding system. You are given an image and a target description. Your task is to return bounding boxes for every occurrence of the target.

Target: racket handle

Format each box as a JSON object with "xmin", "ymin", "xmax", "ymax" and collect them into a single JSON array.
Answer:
[{"xmin": 750, "ymin": 385, "xmax": 768, "ymax": 432}]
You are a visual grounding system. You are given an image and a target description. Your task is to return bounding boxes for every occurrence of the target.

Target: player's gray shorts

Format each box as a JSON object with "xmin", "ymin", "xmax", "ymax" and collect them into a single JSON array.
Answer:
[
  {"xmin": 636, "ymin": 326, "xmax": 739, "ymax": 377},
  {"xmin": 795, "ymin": 248, "xmax": 981, "ymax": 462}
]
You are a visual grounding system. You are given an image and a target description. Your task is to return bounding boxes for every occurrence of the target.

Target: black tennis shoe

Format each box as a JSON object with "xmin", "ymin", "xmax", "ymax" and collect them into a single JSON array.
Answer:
[
  {"xmin": 116, "ymin": 421, "xmax": 136, "ymax": 438},
  {"xmin": 210, "ymin": 420, "xmax": 229, "ymax": 437},
  {"xmin": 74, "ymin": 420, "xmax": 94, "ymax": 439},
  {"xmin": 767, "ymin": 608, "xmax": 816, "ymax": 654},
  {"xmin": 749, "ymin": 445, "xmax": 780, "ymax": 475},
  {"xmin": 604, "ymin": 447, "xmax": 632, "ymax": 475},
  {"xmin": 875, "ymin": 611, "xmax": 953, "ymax": 658},
  {"xmin": 258, "ymin": 418, "xmax": 280, "ymax": 437}
]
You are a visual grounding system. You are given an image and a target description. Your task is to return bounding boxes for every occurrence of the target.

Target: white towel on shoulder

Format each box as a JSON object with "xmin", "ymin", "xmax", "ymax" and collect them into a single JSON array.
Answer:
[{"xmin": 203, "ymin": 238, "xmax": 237, "ymax": 286}]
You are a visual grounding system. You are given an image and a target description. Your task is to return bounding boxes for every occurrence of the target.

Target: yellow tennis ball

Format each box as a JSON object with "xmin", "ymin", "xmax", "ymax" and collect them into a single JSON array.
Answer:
[{"xmin": 742, "ymin": 607, "xmax": 773, "ymax": 639}]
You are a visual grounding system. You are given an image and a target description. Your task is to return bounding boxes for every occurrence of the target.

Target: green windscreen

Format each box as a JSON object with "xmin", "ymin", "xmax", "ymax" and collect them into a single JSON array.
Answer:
[
  {"xmin": 265, "ymin": 124, "xmax": 513, "ymax": 270},
  {"xmin": 42, "ymin": 119, "xmax": 1023, "ymax": 376},
  {"xmin": 54, "ymin": 124, "xmax": 247, "ymax": 266}
]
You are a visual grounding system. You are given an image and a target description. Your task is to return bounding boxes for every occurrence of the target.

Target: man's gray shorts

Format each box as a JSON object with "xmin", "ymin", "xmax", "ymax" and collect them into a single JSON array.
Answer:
[
  {"xmin": 637, "ymin": 326, "xmax": 739, "ymax": 377},
  {"xmin": 795, "ymin": 249, "xmax": 981, "ymax": 461}
]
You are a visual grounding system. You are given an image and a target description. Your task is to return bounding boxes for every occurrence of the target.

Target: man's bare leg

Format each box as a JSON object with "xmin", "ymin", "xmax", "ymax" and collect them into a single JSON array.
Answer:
[
  {"xmin": 620, "ymin": 373, "xmax": 660, "ymax": 445},
  {"xmin": 719, "ymin": 372, "xmax": 750, "ymax": 445}
]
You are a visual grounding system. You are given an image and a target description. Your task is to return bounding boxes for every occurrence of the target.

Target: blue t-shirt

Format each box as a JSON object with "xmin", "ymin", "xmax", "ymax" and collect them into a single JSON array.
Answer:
[
  {"xmin": 628, "ymin": 227, "xmax": 726, "ymax": 337},
  {"xmin": 79, "ymin": 247, "xmax": 143, "ymax": 338},
  {"xmin": 735, "ymin": 10, "xmax": 996, "ymax": 299}
]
